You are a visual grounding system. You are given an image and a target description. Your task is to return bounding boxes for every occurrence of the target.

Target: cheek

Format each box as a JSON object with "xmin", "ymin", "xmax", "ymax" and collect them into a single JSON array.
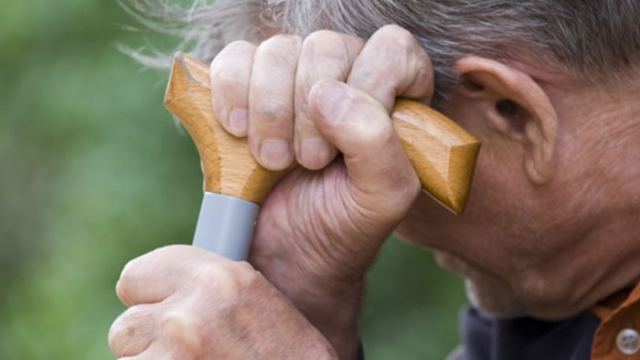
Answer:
[
  {"xmin": 399, "ymin": 160, "xmax": 527, "ymax": 255},
  {"xmin": 397, "ymin": 150, "xmax": 554, "ymax": 279}
]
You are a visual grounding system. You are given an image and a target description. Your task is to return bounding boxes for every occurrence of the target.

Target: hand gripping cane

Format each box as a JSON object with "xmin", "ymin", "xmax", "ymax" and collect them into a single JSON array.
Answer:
[{"xmin": 164, "ymin": 53, "xmax": 480, "ymax": 261}]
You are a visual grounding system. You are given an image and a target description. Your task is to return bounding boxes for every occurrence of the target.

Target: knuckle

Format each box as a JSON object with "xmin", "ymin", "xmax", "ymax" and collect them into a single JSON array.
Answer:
[
  {"xmin": 210, "ymin": 66, "xmax": 250, "ymax": 100},
  {"xmin": 108, "ymin": 308, "xmax": 144, "ymax": 350},
  {"xmin": 355, "ymin": 113, "xmax": 394, "ymax": 147},
  {"xmin": 195, "ymin": 261, "xmax": 258, "ymax": 300},
  {"xmin": 410, "ymin": 49, "xmax": 433, "ymax": 81},
  {"xmin": 229, "ymin": 261, "xmax": 260, "ymax": 286},
  {"xmin": 266, "ymin": 34, "xmax": 302, "ymax": 47},
  {"xmin": 258, "ymin": 34, "xmax": 302, "ymax": 58},
  {"xmin": 222, "ymin": 40, "xmax": 256, "ymax": 56},
  {"xmin": 195, "ymin": 261, "xmax": 224, "ymax": 283},
  {"xmin": 194, "ymin": 261, "xmax": 234, "ymax": 292},
  {"xmin": 154, "ymin": 244, "xmax": 189, "ymax": 256},
  {"xmin": 144, "ymin": 245, "xmax": 174, "ymax": 264},
  {"xmin": 211, "ymin": 66, "xmax": 246, "ymax": 91},
  {"xmin": 116, "ymin": 245, "xmax": 187, "ymax": 303},
  {"xmin": 303, "ymin": 30, "xmax": 358, "ymax": 70},
  {"xmin": 367, "ymin": 127, "xmax": 394, "ymax": 150},
  {"xmin": 304, "ymin": 30, "xmax": 345, "ymax": 55},
  {"xmin": 160, "ymin": 309, "xmax": 195, "ymax": 330},
  {"xmin": 160, "ymin": 309, "xmax": 205, "ymax": 352},
  {"xmin": 116, "ymin": 259, "xmax": 140, "ymax": 303},
  {"xmin": 259, "ymin": 34, "xmax": 302, "ymax": 64},
  {"xmin": 305, "ymin": 29, "xmax": 342, "ymax": 45},
  {"xmin": 393, "ymin": 173, "xmax": 421, "ymax": 209},
  {"xmin": 213, "ymin": 40, "xmax": 255, "ymax": 67},
  {"xmin": 379, "ymin": 25, "xmax": 417, "ymax": 49},
  {"xmin": 210, "ymin": 42, "xmax": 254, "ymax": 89},
  {"xmin": 115, "ymin": 279, "xmax": 130, "ymax": 305},
  {"xmin": 108, "ymin": 319, "xmax": 124, "ymax": 349},
  {"xmin": 255, "ymin": 96, "xmax": 293, "ymax": 125}
]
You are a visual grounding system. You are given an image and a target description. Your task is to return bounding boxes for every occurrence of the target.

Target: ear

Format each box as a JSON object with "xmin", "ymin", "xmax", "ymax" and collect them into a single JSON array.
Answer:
[{"xmin": 453, "ymin": 56, "xmax": 558, "ymax": 185}]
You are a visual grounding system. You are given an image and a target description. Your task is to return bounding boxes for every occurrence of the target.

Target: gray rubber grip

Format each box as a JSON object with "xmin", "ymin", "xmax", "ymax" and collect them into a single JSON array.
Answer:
[{"xmin": 192, "ymin": 192, "xmax": 260, "ymax": 261}]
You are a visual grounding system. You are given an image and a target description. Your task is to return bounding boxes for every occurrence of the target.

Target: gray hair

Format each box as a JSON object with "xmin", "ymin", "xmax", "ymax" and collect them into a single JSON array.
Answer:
[{"xmin": 122, "ymin": 0, "xmax": 640, "ymax": 100}]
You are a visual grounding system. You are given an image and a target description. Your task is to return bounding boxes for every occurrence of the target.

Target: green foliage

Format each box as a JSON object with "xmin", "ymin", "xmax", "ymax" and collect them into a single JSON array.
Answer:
[{"xmin": 0, "ymin": 0, "xmax": 466, "ymax": 358}]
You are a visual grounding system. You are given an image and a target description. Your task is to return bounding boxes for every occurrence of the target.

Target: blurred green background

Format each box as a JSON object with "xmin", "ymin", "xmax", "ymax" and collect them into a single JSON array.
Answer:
[{"xmin": 0, "ymin": 0, "xmax": 466, "ymax": 358}]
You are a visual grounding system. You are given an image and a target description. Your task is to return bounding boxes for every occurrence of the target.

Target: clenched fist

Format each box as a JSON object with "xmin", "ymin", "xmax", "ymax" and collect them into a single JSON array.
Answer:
[
  {"xmin": 215, "ymin": 25, "xmax": 433, "ymax": 357},
  {"xmin": 109, "ymin": 245, "xmax": 337, "ymax": 359}
]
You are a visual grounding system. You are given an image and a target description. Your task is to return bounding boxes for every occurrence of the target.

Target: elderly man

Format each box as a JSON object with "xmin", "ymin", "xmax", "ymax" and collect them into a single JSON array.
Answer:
[{"xmin": 110, "ymin": 1, "xmax": 640, "ymax": 359}]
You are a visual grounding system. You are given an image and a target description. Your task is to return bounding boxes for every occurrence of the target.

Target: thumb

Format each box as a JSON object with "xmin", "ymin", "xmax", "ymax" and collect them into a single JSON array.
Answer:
[{"xmin": 308, "ymin": 80, "xmax": 420, "ymax": 221}]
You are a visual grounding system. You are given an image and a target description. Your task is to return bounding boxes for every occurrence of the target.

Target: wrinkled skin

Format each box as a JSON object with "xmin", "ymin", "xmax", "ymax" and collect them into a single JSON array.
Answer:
[
  {"xmin": 110, "ymin": 24, "xmax": 640, "ymax": 359},
  {"xmin": 111, "ymin": 25, "xmax": 432, "ymax": 359},
  {"xmin": 397, "ymin": 74, "xmax": 640, "ymax": 319},
  {"xmin": 109, "ymin": 246, "xmax": 337, "ymax": 359}
]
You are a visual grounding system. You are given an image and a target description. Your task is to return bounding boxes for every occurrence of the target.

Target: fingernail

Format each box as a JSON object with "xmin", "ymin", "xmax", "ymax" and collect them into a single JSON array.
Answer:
[
  {"xmin": 300, "ymin": 137, "xmax": 331, "ymax": 169},
  {"xmin": 260, "ymin": 138, "xmax": 292, "ymax": 170},
  {"xmin": 228, "ymin": 108, "xmax": 248, "ymax": 136},
  {"xmin": 314, "ymin": 81, "xmax": 350, "ymax": 122}
]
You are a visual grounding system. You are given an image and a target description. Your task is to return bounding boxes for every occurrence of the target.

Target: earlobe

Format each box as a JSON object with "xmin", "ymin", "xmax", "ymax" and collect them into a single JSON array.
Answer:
[{"xmin": 454, "ymin": 56, "xmax": 559, "ymax": 185}]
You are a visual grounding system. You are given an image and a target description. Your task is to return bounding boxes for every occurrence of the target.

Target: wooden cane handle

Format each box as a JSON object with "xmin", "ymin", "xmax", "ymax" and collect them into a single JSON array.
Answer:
[{"xmin": 164, "ymin": 53, "xmax": 480, "ymax": 214}]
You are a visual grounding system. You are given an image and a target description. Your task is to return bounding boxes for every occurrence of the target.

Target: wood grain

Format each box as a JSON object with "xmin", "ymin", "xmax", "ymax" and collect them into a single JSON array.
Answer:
[{"xmin": 164, "ymin": 53, "xmax": 480, "ymax": 214}]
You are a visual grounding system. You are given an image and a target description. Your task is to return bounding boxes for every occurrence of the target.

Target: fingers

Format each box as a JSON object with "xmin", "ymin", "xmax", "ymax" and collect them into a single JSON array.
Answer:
[
  {"xmin": 109, "ymin": 304, "xmax": 156, "ymax": 358},
  {"xmin": 309, "ymin": 80, "xmax": 420, "ymax": 218},
  {"xmin": 294, "ymin": 31, "xmax": 364, "ymax": 170},
  {"xmin": 110, "ymin": 307, "xmax": 199, "ymax": 360},
  {"xmin": 348, "ymin": 25, "xmax": 434, "ymax": 111},
  {"xmin": 210, "ymin": 41, "xmax": 256, "ymax": 137},
  {"xmin": 211, "ymin": 25, "xmax": 432, "ymax": 174},
  {"xmin": 118, "ymin": 342, "xmax": 176, "ymax": 360},
  {"xmin": 115, "ymin": 245, "xmax": 206, "ymax": 306},
  {"xmin": 248, "ymin": 35, "xmax": 302, "ymax": 170}
]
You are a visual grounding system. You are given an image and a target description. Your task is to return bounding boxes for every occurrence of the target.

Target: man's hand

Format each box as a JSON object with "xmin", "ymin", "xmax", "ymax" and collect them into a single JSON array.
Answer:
[
  {"xmin": 108, "ymin": 245, "xmax": 337, "ymax": 359},
  {"xmin": 209, "ymin": 25, "xmax": 433, "ymax": 357}
]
